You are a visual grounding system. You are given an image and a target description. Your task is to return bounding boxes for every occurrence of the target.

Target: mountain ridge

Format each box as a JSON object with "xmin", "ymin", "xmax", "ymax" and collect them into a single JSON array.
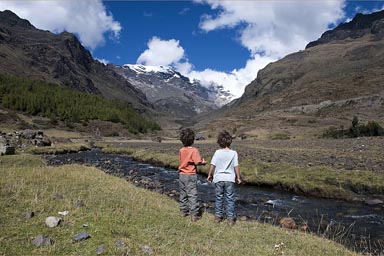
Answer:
[
  {"xmin": 113, "ymin": 64, "xmax": 233, "ymax": 118},
  {"xmin": 0, "ymin": 10, "xmax": 151, "ymax": 112},
  {"xmin": 197, "ymin": 10, "xmax": 384, "ymax": 138}
]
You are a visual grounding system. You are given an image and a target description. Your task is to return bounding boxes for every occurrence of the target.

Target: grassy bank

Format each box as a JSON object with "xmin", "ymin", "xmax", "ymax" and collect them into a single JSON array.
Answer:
[
  {"xmin": 100, "ymin": 142, "xmax": 384, "ymax": 201},
  {"xmin": 25, "ymin": 143, "xmax": 91, "ymax": 155},
  {"xmin": 0, "ymin": 154, "xmax": 357, "ymax": 255}
]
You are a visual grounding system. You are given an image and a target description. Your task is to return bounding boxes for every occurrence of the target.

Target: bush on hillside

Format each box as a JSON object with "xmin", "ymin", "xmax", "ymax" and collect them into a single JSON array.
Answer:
[{"xmin": 323, "ymin": 116, "xmax": 384, "ymax": 138}]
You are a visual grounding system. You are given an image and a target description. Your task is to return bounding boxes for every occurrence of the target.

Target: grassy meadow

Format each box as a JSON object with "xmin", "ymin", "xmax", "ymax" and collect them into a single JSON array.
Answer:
[{"xmin": 0, "ymin": 154, "xmax": 358, "ymax": 255}]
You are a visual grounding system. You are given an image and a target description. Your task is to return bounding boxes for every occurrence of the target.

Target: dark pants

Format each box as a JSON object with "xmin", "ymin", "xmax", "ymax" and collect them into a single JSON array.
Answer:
[{"xmin": 179, "ymin": 174, "xmax": 199, "ymax": 216}]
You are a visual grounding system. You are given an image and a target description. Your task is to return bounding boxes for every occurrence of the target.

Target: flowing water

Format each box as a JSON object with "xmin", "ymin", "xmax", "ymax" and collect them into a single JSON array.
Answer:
[{"xmin": 46, "ymin": 149, "xmax": 383, "ymax": 254}]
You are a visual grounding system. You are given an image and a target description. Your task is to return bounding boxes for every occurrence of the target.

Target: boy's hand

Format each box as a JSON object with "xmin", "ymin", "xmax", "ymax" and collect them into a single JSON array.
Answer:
[
  {"xmin": 236, "ymin": 178, "xmax": 242, "ymax": 184},
  {"xmin": 200, "ymin": 158, "xmax": 207, "ymax": 165},
  {"xmin": 207, "ymin": 175, "xmax": 212, "ymax": 183}
]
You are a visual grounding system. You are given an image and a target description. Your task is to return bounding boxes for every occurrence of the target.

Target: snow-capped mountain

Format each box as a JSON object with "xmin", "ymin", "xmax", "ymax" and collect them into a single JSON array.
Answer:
[{"xmin": 112, "ymin": 64, "xmax": 233, "ymax": 118}]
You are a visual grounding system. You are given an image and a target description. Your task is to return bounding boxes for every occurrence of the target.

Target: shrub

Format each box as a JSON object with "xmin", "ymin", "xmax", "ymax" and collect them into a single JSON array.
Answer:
[{"xmin": 323, "ymin": 116, "xmax": 384, "ymax": 138}]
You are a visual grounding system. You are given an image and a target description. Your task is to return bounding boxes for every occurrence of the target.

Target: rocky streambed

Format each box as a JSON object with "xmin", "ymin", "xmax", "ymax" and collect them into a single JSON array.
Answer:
[{"xmin": 45, "ymin": 149, "xmax": 384, "ymax": 254}]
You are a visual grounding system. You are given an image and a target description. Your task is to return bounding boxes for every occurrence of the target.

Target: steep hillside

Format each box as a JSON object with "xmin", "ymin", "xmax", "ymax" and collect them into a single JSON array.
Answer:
[
  {"xmin": 0, "ymin": 10, "xmax": 150, "ymax": 112},
  {"xmin": 113, "ymin": 64, "xmax": 233, "ymax": 118},
  {"xmin": 198, "ymin": 10, "xmax": 384, "ymax": 139}
]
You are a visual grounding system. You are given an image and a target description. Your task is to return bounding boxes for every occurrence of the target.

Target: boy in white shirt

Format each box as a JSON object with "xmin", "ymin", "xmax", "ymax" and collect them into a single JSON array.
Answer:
[{"xmin": 207, "ymin": 130, "xmax": 242, "ymax": 225}]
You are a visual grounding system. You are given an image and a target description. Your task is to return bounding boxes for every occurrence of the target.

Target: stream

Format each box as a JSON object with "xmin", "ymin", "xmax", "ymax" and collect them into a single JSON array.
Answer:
[{"xmin": 45, "ymin": 149, "xmax": 383, "ymax": 254}]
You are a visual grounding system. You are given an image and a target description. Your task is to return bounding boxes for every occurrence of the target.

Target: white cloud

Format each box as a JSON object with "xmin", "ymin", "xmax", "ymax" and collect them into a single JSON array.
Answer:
[
  {"xmin": 197, "ymin": 0, "xmax": 346, "ymax": 58},
  {"xmin": 174, "ymin": 0, "xmax": 347, "ymax": 99},
  {"xmin": 137, "ymin": 37, "xmax": 186, "ymax": 66},
  {"xmin": 135, "ymin": 36, "xmax": 275, "ymax": 99},
  {"xmin": 0, "ymin": 0, "xmax": 121, "ymax": 49},
  {"xmin": 187, "ymin": 54, "xmax": 275, "ymax": 98}
]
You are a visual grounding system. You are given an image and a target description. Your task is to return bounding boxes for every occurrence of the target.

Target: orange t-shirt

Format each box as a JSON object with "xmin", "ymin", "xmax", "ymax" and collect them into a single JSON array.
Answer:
[{"xmin": 178, "ymin": 146, "xmax": 203, "ymax": 174}]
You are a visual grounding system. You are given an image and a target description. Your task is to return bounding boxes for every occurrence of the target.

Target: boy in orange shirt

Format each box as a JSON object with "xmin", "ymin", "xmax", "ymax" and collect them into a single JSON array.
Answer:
[{"xmin": 178, "ymin": 128, "xmax": 207, "ymax": 222}]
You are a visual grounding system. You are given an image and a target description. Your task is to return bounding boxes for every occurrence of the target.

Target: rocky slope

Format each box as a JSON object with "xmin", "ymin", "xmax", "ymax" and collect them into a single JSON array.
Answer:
[
  {"xmin": 0, "ymin": 10, "xmax": 150, "ymax": 112},
  {"xmin": 198, "ymin": 10, "xmax": 384, "ymax": 138},
  {"xmin": 113, "ymin": 64, "xmax": 233, "ymax": 118}
]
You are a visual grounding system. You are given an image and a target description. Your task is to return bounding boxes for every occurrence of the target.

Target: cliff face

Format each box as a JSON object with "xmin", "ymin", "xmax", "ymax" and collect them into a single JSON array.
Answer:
[{"xmin": 0, "ymin": 10, "xmax": 150, "ymax": 111}]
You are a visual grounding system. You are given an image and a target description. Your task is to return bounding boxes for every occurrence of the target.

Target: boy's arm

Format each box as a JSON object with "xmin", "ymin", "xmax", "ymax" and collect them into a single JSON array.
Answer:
[
  {"xmin": 198, "ymin": 158, "xmax": 207, "ymax": 165},
  {"xmin": 207, "ymin": 164, "xmax": 215, "ymax": 182},
  {"xmin": 235, "ymin": 166, "xmax": 242, "ymax": 184},
  {"xmin": 192, "ymin": 149, "xmax": 207, "ymax": 165}
]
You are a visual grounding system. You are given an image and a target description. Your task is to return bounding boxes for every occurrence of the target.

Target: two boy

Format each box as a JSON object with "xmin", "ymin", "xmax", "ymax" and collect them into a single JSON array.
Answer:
[{"xmin": 178, "ymin": 128, "xmax": 241, "ymax": 225}]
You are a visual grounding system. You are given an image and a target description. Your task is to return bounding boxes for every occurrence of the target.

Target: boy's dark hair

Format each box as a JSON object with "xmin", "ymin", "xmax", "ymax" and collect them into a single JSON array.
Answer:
[
  {"xmin": 217, "ymin": 130, "xmax": 232, "ymax": 148},
  {"xmin": 180, "ymin": 128, "xmax": 195, "ymax": 146}
]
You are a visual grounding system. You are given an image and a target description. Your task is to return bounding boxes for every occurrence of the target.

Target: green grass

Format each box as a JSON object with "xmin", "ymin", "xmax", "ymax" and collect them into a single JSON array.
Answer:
[
  {"xmin": 240, "ymin": 160, "xmax": 384, "ymax": 200},
  {"xmin": 100, "ymin": 144, "xmax": 384, "ymax": 201},
  {"xmin": 0, "ymin": 154, "xmax": 357, "ymax": 255}
]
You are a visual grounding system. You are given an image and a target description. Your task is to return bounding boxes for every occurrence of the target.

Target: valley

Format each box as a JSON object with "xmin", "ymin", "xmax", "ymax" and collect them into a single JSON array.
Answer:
[{"xmin": 1, "ymin": 7, "xmax": 384, "ymax": 255}]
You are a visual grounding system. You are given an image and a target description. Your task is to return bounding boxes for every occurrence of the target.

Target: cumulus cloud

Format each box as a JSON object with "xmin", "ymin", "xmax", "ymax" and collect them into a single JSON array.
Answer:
[
  {"xmin": 197, "ymin": 0, "xmax": 345, "ymax": 58},
  {"xmin": 137, "ymin": 37, "xmax": 186, "ymax": 66},
  {"xmin": 136, "ymin": 33, "xmax": 274, "ymax": 98},
  {"xmin": 180, "ymin": 0, "xmax": 347, "ymax": 99},
  {"xmin": 0, "ymin": 0, "xmax": 121, "ymax": 49}
]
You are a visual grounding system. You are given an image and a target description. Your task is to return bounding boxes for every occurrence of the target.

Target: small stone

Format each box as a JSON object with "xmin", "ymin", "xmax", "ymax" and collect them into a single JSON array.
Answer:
[
  {"xmin": 25, "ymin": 211, "xmax": 35, "ymax": 219},
  {"xmin": 141, "ymin": 244, "xmax": 153, "ymax": 254},
  {"xmin": 73, "ymin": 232, "xmax": 91, "ymax": 242},
  {"xmin": 96, "ymin": 245, "xmax": 107, "ymax": 255},
  {"xmin": 45, "ymin": 216, "xmax": 61, "ymax": 228},
  {"xmin": 32, "ymin": 234, "xmax": 54, "ymax": 246},
  {"xmin": 116, "ymin": 240, "xmax": 125, "ymax": 249}
]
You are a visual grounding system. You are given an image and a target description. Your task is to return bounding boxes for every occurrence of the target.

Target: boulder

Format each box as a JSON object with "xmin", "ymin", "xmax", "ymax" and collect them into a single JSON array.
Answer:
[
  {"xmin": 45, "ymin": 216, "xmax": 61, "ymax": 227},
  {"xmin": 0, "ymin": 144, "xmax": 15, "ymax": 155}
]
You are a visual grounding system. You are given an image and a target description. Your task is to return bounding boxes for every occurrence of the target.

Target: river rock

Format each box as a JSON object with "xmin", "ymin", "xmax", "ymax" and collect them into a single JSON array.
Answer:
[
  {"xmin": 73, "ymin": 232, "xmax": 91, "ymax": 242},
  {"xmin": 45, "ymin": 216, "xmax": 61, "ymax": 227},
  {"xmin": 365, "ymin": 199, "xmax": 383, "ymax": 205},
  {"xmin": 32, "ymin": 234, "xmax": 54, "ymax": 246},
  {"xmin": 279, "ymin": 217, "xmax": 296, "ymax": 229}
]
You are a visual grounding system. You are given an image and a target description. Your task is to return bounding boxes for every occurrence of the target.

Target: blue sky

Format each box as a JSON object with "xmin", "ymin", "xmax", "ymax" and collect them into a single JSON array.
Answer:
[{"xmin": 1, "ymin": 0, "xmax": 383, "ymax": 98}]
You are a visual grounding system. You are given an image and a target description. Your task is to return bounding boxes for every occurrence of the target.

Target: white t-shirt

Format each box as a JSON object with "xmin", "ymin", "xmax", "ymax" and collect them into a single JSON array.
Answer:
[{"xmin": 210, "ymin": 148, "xmax": 239, "ymax": 183}]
